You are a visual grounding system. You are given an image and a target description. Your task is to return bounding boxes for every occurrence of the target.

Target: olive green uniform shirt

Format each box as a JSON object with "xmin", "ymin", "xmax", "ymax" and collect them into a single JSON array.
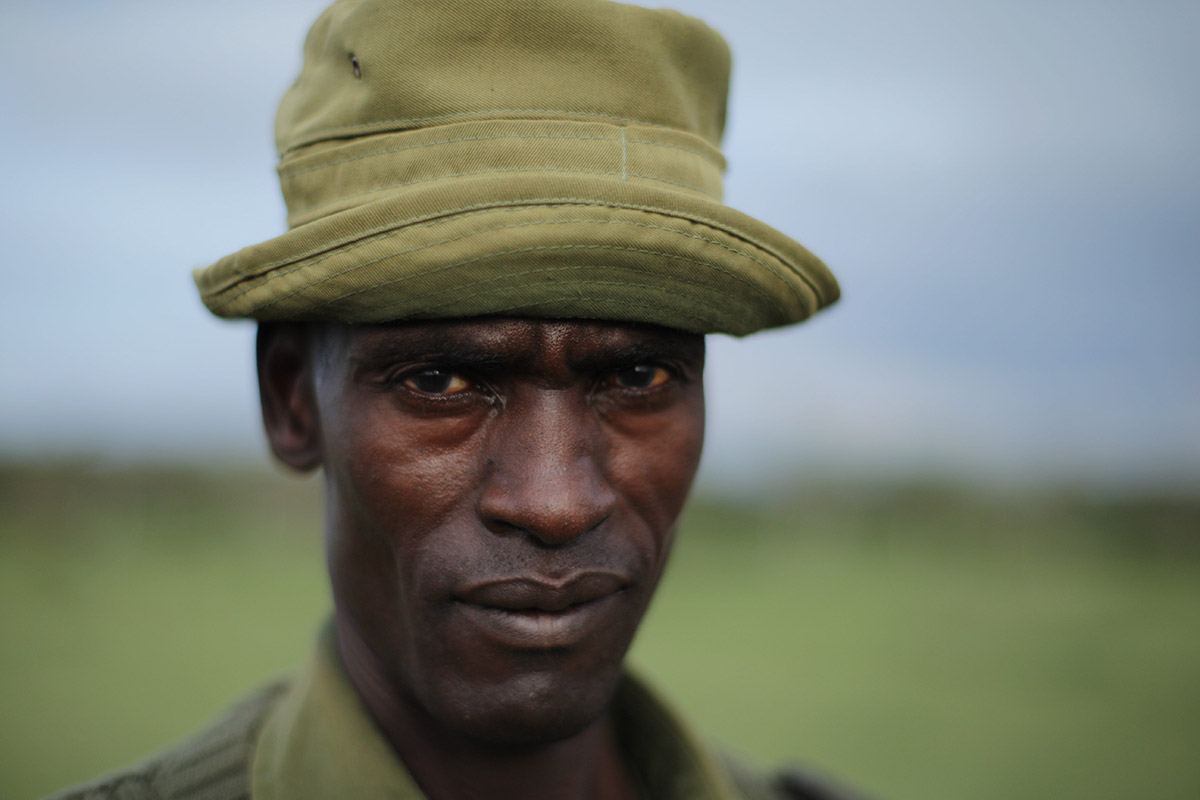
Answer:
[{"xmin": 48, "ymin": 628, "xmax": 863, "ymax": 800}]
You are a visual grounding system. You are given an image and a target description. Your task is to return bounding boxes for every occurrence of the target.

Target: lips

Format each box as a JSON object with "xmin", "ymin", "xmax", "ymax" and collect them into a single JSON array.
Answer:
[
  {"xmin": 454, "ymin": 572, "xmax": 628, "ymax": 648},
  {"xmin": 458, "ymin": 572, "xmax": 626, "ymax": 611}
]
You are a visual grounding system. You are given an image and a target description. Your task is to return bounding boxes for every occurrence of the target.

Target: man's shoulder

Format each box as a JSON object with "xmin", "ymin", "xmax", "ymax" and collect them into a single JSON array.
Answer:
[
  {"xmin": 714, "ymin": 747, "xmax": 877, "ymax": 800},
  {"xmin": 44, "ymin": 680, "xmax": 289, "ymax": 800}
]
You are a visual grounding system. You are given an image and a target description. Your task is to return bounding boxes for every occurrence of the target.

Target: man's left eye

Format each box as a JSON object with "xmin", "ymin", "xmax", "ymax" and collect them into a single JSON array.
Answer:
[
  {"xmin": 608, "ymin": 365, "xmax": 671, "ymax": 390},
  {"xmin": 403, "ymin": 369, "xmax": 471, "ymax": 396}
]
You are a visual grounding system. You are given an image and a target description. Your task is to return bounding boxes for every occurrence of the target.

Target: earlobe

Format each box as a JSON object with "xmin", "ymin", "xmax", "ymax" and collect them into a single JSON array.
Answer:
[{"xmin": 257, "ymin": 323, "xmax": 323, "ymax": 473}]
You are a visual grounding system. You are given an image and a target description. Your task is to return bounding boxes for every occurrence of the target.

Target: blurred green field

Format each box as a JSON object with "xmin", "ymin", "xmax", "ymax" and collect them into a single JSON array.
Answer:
[{"xmin": 1, "ymin": 464, "xmax": 1198, "ymax": 800}]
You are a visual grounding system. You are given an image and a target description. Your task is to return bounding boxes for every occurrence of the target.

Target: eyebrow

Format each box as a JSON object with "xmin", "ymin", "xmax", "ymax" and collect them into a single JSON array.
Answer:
[
  {"xmin": 350, "ymin": 332, "xmax": 511, "ymax": 370},
  {"xmin": 567, "ymin": 339, "xmax": 702, "ymax": 373},
  {"xmin": 348, "ymin": 325, "xmax": 704, "ymax": 376}
]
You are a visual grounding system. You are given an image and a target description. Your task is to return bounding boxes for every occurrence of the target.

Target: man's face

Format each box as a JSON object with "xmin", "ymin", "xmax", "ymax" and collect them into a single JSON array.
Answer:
[{"xmin": 297, "ymin": 318, "xmax": 705, "ymax": 746}]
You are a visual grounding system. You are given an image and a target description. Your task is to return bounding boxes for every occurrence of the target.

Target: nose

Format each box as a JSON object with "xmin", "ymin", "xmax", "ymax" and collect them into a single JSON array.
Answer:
[{"xmin": 477, "ymin": 391, "xmax": 616, "ymax": 547}]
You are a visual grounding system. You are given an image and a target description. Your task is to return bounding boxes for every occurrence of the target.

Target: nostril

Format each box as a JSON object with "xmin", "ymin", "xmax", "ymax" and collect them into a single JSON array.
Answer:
[
  {"xmin": 478, "ymin": 470, "xmax": 617, "ymax": 548},
  {"xmin": 481, "ymin": 501, "xmax": 612, "ymax": 548}
]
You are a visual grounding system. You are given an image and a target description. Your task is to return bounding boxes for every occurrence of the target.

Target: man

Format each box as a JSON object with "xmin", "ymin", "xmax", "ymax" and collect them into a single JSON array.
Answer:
[{"xmin": 50, "ymin": 0, "xmax": 852, "ymax": 798}]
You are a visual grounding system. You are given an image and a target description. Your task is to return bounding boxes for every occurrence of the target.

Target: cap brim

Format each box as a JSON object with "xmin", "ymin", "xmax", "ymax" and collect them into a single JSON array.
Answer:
[{"xmin": 194, "ymin": 173, "xmax": 838, "ymax": 336}]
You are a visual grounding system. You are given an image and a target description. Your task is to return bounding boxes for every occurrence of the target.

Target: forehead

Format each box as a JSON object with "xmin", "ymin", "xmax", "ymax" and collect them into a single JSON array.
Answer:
[{"xmin": 318, "ymin": 317, "xmax": 705, "ymax": 372}]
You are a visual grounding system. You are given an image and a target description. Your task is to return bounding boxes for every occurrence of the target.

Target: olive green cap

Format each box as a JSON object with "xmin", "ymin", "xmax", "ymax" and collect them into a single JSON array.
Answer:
[{"xmin": 193, "ymin": 0, "xmax": 839, "ymax": 336}]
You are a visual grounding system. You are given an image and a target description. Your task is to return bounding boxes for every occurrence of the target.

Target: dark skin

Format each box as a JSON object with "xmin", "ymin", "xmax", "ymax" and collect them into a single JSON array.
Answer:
[{"xmin": 258, "ymin": 317, "xmax": 706, "ymax": 800}]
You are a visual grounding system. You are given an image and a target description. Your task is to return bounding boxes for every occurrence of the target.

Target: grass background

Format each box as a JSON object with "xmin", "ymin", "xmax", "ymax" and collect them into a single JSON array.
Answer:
[{"xmin": 1, "ymin": 464, "xmax": 1198, "ymax": 800}]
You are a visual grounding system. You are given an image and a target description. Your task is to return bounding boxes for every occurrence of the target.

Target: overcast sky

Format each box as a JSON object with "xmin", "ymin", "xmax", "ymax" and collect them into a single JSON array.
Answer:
[{"xmin": 2, "ymin": 0, "xmax": 1197, "ymax": 491}]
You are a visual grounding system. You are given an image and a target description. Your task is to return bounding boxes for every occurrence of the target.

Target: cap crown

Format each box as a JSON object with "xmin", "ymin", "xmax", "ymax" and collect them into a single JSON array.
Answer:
[
  {"xmin": 196, "ymin": 0, "xmax": 838, "ymax": 335},
  {"xmin": 276, "ymin": 0, "xmax": 732, "ymax": 156}
]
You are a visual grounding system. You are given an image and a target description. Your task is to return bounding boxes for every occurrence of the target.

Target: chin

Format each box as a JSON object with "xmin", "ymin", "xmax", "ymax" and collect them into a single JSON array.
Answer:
[{"xmin": 428, "ymin": 664, "xmax": 623, "ymax": 748}]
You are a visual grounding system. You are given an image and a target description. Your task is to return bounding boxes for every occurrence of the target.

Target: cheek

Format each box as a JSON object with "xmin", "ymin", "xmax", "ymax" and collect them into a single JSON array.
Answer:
[
  {"xmin": 331, "ymin": 402, "xmax": 486, "ymax": 533},
  {"xmin": 608, "ymin": 401, "xmax": 705, "ymax": 543},
  {"xmin": 322, "ymin": 400, "xmax": 487, "ymax": 613}
]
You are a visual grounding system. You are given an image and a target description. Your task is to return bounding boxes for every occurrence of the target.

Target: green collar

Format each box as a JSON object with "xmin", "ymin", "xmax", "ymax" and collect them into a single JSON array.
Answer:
[{"xmin": 251, "ymin": 628, "xmax": 742, "ymax": 800}]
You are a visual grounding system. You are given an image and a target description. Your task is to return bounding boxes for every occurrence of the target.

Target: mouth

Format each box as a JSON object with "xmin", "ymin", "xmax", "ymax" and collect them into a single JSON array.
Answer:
[
  {"xmin": 458, "ymin": 572, "xmax": 627, "ymax": 611},
  {"xmin": 453, "ymin": 572, "xmax": 629, "ymax": 648}
]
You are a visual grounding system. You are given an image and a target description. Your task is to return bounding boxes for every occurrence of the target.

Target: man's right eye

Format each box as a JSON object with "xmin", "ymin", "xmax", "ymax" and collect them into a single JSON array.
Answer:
[{"xmin": 402, "ymin": 369, "xmax": 471, "ymax": 396}]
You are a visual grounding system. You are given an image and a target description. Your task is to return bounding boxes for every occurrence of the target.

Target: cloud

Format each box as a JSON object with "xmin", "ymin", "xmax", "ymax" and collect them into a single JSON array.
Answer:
[{"xmin": 2, "ymin": 0, "xmax": 1197, "ymax": 487}]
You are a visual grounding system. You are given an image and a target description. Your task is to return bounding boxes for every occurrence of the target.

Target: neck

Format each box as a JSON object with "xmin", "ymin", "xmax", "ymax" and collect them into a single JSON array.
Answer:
[{"xmin": 335, "ymin": 617, "xmax": 640, "ymax": 800}]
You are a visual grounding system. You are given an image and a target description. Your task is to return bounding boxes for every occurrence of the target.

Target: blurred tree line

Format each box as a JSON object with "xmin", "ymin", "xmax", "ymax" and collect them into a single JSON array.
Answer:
[{"xmin": 4, "ymin": 460, "xmax": 1194, "ymax": 557}]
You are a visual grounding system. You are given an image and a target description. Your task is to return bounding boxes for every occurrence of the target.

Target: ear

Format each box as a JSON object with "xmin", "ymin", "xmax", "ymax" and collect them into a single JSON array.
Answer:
[{"xmin": 257, "ymin": 322, "xmax": 323, "ymax": 472}]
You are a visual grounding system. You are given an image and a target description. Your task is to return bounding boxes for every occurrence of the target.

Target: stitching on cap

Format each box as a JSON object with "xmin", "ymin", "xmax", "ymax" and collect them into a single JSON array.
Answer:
[
  {"xmin": 427, "ymin": 266, "xmax": 748, "ymax": 309},
  {"xmin": 201, "ymin": 197, "xmax": 822, "ymax": 302},
  {"xmin": 214, "ymin": 208, "xmax": 813, "ymax": 312},
  {"xmin": 626, "ymin": 138, "xmax": 718, "ymax": 161},
  {"xmin": 215, "ymin": 219, "xmax": 787, "ymax": 314},
  {"xmin": 252, "ymin": 241, "xmax": 786, "ymax": 316},
  {"xmin": 301, "ymin": 279, "xmax": 743, "ymax": 329},
  {"xmin": 212, "ymin": 215, "xmax": 797, "ymax": 316},
  {"xmin": 419, "ymin": 268, "xmax": 757, "ymax": 316},
  {"xmin": 290, "ymin": 167, "xmax": 718, "ymax": 223},
  {"xmin": 459, "ymin": 292, "xmax": 735, "ymax": 328},
  {"xmin": 282, "ymin": 108, "xmax": 696, "ymax": 153},
  {"xmin": 443, "ymin": 277, "xmax": 748, "ymax": 320},
  {"xmin": 300, "ymin": 260, "xmax": 760, "ymax": 317},
  {"xmin": 282, "ymin": 134, "xmax": 619, "ymax": 178},
  {"xmin": 620, "ymin": 127, "xmax": 628, "ymax": 181},
  {"xmin": 279, "ymin": 133, "xmax": 724, "ymax": 178},
  {"xmin": 205, "ymin": 200, "xmax": 766, "ymax": 283}
]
